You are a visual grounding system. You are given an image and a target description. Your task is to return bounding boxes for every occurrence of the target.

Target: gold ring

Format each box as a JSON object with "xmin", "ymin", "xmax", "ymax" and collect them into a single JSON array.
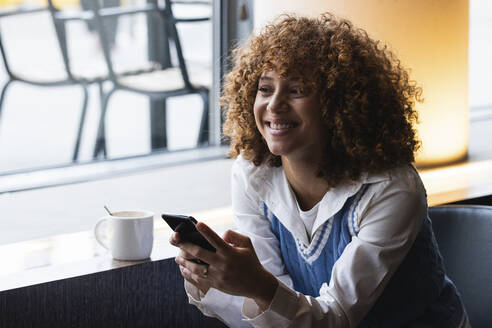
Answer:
[{"xmin": 202, "ymin": 266, "xmax": 209, "ymax": 278}]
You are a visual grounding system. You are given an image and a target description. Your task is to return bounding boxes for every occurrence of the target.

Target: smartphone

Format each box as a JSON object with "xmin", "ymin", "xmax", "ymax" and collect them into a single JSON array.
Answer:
[{"xmin": 162, "ymin": 214, "xmax": 216, "ymax": 252}]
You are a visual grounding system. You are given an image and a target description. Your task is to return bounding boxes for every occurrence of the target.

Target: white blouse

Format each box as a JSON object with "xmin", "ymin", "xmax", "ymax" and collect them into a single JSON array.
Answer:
[
  {"xmin": 296, "ymin": 198, "xmax": 319, "ymax": 242},
  {"xmin": 185, "ymin": 155, "xmax": 429, "ymax": 327}
]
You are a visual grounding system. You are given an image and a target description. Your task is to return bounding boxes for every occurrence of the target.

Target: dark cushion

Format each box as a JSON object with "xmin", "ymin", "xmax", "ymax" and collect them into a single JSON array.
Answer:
[{"xmin": 429, "ymin": 205, "xmax": 492, "ymax": 328}]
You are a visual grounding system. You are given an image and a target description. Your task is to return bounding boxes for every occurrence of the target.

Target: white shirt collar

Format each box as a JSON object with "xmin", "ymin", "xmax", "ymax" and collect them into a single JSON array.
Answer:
[{"xmin": 247, "ymin": 162, "xmax": 390, "ymax": 246}]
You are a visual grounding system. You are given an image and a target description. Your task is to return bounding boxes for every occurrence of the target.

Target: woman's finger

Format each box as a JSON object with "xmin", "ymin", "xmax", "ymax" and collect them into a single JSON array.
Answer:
[
  {"xmin": 178, "ymin": 240, "xmax": 217, "ymax": 265},
  {"xmin": 179, "ymin": 265, "xmax": 193, "ymax": 281},
  {"xmin": 176, "ymin": 256, "xmax": 211, "ymax": 279},
  {"xmin": 169, "ymin": 232, "xmax": 181, "ymax": 246},
  {"xmin": 223, "ymin": 229, "xmax": 252, "ymax": 248},
  {"xmin": 196, "ymin": 222, "xmax": 230, "ymax": 252},
  {"xmin": 181, "ymin": 265, "xmax": 209, "ymax": 287},
  {"xmin": 179, "ymin": 265, "xmax": 202, "ymax": 287},
  {"xmin": 178, "ymin": 249, "xmax": 196, "ymax": 261}
]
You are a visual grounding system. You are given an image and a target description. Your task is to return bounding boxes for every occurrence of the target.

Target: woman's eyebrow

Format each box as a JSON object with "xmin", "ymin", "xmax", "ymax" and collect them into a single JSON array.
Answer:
[{"xmin": 259, "ymin": 76, "xmax": 301, "ymax": 82}]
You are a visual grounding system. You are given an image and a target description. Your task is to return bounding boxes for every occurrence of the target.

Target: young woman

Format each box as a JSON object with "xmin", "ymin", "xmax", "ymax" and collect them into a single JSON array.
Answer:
[{"xmin": 170, "ymin": 13, "xmax": 469, "ymax": 327}]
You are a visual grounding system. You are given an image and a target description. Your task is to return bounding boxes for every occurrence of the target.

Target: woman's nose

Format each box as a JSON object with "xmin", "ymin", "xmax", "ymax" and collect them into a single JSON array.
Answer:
[{"xmin": 266, "ymin": 92, "xmax": 288, "ymax": 113}]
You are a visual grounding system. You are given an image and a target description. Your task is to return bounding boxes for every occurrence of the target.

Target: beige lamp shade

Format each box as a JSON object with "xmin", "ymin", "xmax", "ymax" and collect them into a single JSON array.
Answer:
[{"xmin": 254, "ymin": 0, "xmax": 469, "ymax": 167}]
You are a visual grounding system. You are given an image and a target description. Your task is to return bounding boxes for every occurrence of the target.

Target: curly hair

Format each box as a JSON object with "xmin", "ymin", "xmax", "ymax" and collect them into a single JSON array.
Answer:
[{"xmin": 222, "ymin": 13, "xmax": 422, "ymax": 187}]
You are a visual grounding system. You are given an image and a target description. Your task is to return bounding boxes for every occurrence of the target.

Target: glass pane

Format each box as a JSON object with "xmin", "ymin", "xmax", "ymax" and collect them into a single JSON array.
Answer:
[
  {"xmin": 470, "ymin": 0, "xmax": 492, "ymax": 109},
  {"xmin": 0, "ymin": 0, "xmax": 214, "ymax": 174}
]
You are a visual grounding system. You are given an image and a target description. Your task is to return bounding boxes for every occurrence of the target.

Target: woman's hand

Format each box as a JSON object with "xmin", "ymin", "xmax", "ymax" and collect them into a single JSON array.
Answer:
[
  {"xmin": 169, "ymin": 222, "xmax": 278, "ymax": 311},
  {"xmin": 169, "ymin": 232, "xmax": 212, "ymax": 294}
]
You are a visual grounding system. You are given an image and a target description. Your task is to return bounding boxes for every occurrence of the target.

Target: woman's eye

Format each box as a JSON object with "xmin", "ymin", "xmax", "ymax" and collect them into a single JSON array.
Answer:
[
  {"xmin": 258, "ymin": 86, "xmax": 272, "ymax": 93},
  {"xmin": 290, "ymin": 88, "xmax": 303, "ymax": 96}
]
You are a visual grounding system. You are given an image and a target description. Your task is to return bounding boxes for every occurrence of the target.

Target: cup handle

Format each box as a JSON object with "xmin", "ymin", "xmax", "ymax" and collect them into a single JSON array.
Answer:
[{"xmin": 94, "ymin": 218, "xmax": 110, "ymax": 250}]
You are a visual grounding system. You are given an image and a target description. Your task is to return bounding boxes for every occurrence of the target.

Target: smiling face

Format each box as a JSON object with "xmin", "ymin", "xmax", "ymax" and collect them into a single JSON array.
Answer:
[{"xmin": 253, "ymin": 70, "xmax": 325, "ymax": 161}]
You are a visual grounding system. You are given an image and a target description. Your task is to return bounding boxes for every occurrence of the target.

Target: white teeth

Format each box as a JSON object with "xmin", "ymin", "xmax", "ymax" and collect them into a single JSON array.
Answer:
[{"xmin": 269, "ymin": 123, "xmax": 294, "ymax": 130}]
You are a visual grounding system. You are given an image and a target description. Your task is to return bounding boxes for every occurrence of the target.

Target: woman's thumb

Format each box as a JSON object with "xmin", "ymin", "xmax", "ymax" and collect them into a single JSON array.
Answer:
[{"xmin": 223, "ymin": 230, "xmax": 251, "ymax": 248}]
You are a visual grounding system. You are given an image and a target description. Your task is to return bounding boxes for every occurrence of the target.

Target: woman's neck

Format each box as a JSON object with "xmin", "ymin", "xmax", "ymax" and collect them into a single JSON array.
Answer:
[{"xmin": 282, "ymin": 156, "xmax": 330, "ymax": 211}]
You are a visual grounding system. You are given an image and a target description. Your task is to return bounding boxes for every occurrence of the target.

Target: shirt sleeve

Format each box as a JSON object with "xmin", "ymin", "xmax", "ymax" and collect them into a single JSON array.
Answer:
[
  {"xmin": 242, "ymin": 169, "xmax": 427, "ymax": 327},
  {"xmin": 184, "ymin": 158, "xmax": 293, "ymax": 327}
]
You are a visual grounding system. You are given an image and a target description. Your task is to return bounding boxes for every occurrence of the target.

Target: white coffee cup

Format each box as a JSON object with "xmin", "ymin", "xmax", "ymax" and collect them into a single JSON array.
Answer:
[{"xmin": 94, "ymin": 210, "xmax": 154, "ymax": 261}]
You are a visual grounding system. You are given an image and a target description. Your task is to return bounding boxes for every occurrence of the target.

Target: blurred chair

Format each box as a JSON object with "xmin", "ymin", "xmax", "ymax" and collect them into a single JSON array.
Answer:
[
  {"xmin": 0, "ymin": 5, "xmax": 89, "ymax": 161},
  {"xmin": 47, "ymin": 0, "xmax": 165, "ymax": 160},
  {"xmin": 88, "ymin": 0, "xmax": 211, "ymax": 159},
  {"xmin": 91, "ymin": 0, "xmax": 211, "ymax": 158},
  {"xmin": 80, "ymin": 0, "xmax": 120, "ymax": 47},
  {"xmin": 428, "ymin": 205, "xmax": 492, "ymax": 328}
]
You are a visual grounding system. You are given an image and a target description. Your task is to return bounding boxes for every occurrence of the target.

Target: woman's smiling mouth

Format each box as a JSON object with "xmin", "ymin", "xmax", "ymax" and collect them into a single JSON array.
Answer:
[
  {"xmin": 265, "ymin": 120, "xmax": 299, "ymax": 135},
  {"xmin": 268, "ymin": 122, "xmax": 295, "ymax": 130}
]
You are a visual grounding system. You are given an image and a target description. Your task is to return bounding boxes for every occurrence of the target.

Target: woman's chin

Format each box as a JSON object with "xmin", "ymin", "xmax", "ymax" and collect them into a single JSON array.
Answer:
[{"xmin": 267, "ymin": 144, "xmax": 292, "ymax": 157}]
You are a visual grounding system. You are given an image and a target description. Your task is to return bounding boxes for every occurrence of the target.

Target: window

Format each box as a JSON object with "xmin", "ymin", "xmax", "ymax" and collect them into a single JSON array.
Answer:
[
  {"xmin": 470, "ymin": 0, "xmax": 492, "ymax": 119},
  {"xmin": 0, "ymin": 0, "xmax": 257, "ymax": 245},
  {"xmin": 0, "ymin": 0, "xmax": 217, "ymax": 174}
]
